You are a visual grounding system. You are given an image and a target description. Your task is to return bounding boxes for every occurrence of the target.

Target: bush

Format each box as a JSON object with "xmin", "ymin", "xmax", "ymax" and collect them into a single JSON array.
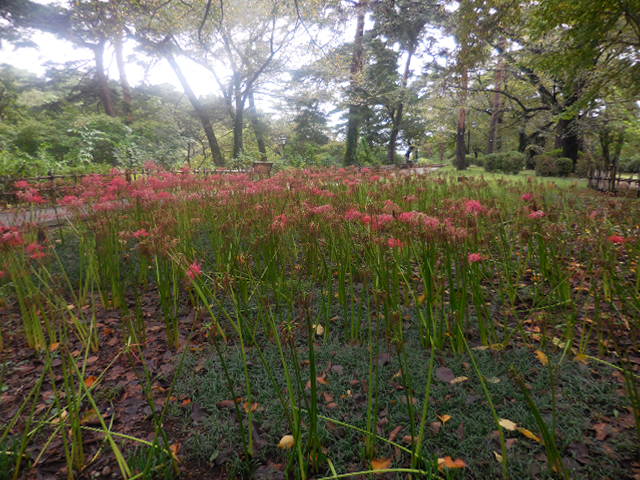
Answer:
[
  {"xmin": 483, "ymin": 151, "xmax": 524, "ymax": 175},
  {"xmin": 556, "ymin": 157, "xmax": 573, "ymax": 176},
  {"xmin": 619, "ymin": 158, "xmax": 640, "ymax": 174},
  {"xmin": 535, "ymin": 154, "xmax": 559, "ymax": 177}
]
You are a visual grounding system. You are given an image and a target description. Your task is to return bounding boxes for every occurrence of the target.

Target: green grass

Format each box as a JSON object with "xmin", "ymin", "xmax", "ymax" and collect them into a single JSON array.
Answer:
[{"xmin": 167, "ymin": 335, "xmax": 634, "ymax": 479}]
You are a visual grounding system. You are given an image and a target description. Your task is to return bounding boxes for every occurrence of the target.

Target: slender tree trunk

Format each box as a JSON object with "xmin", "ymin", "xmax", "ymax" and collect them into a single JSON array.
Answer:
[
  {"xmin": 114, "ymin": 34, "xmax": 133, "ymax": 124},
  {"xmin": 232, "ymin": 74, "xmax": 244, "ymax": 159},
  {"xmin": 454, "ymin": 67, "xmax": 468, "ymax": 170},
  {"xmin": 93, "ymin": 40, "xmax": 115, "ymax": 117},
  {"xmin": 248, "ymin": 88, "xmax": 268, "ymax": 161},
  {"xmin": 487, "ymin": 41, "xmax": 507, "ymax": 153},
  {"xmin": 387, "ymin": 49, "xmax": 414, "ymax": 165},
  {"xmin": 344, "ymin": 0, "xmax": 367, "ymax": 166},
  {"xmin": 165, "ymin": 50, "xmax": 225, "ymax": 166}
]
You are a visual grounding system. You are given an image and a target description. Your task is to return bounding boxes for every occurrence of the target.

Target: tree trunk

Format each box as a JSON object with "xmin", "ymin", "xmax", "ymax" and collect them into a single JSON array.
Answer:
[
  {"xmin": 165, "ymin": 50, "xmax": 225, "ymax": 166},
  {"xmin": 555, "ymin": 117, "xmax": 579, "ymax": 168},
  {"xmin": 248, "ymin": 88, "xmax": 268, "ymax": 162},
  {"xmin": 94, "ymin": 41, "xmax": 115, "ymax": 117},
  {"xmin": 487, "ymin": 42, "xmax": 507, "ymax": 154},
  {"xmin": 344, "ymin": 0, "xmax": 367, "ymax": 166},
  {"xmin": 454, "ymin": 67, "xmax": 468, "ymax": 170},
  {"xmin": 232, "ymin": 74, "xmax": 244, "ymax": 159},
  {"xmin": 387, "ymin": 49, "xmax": 414, "ymax": 165},
  {"xmin": 114, "ymin": 34, "xmax": 133, "ymax": 124}
]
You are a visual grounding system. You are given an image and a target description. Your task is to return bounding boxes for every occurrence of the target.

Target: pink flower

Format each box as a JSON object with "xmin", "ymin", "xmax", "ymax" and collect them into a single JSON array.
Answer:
[
  {"xmin": 607, "ymin": 235, "xmax": 627, "ymax": 244},
  {"xmin": 383, "ymin": 200, "xmax": 401, "ymax": 213},
  {"xmin": 59, "ymin": 195, "xmax": 84, "ymax": 207},
  {"xmin": 26, "ymin": 242, "xmax": 46, "ymax": 259},
  {"xmin": 387, "ymin": 237, "xmax": 405, "ymax": 249},
  {"xmin": 468, "ymin": 253, "xmax": 487, "ymax": 263},
  {"xmin": 132, "ymin": 229, "xmax": 150, "ymax": 239},
  {"xmin": 14, "ymin": 180, "xmax": 31, "ymax": 189},
  {"xmin": 271, "ymin": 214, "xmax": 288, "ymax": 231},
  {"xmin": 464, "ymin": 199, "xmax": 487, "ymax": 215},
  {"xmin": 528, "ymin": 210, "xmax": 545, "ymax": 219},
  {"xmin": 186, "ymin": 261, "xmax": 203, "ymax": 280},
  {"xmin": 344, "ymin": 208, "xmax": 362, "ymax": 221},
  {"xmin": 310, "ymin": 204, "xmax": 333, "ymax": 215},
  {"xmin": 521, "ymin": 193, "xmax": 534, "ymax": 202}
]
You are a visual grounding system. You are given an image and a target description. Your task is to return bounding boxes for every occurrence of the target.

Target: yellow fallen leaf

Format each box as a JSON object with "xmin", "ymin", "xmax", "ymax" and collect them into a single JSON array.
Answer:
[
  {"xmin": 499, "ymin": 418, "xmax": 518, "ymax": 431},
  {"xmin": 534, "ymin": 350, "xmax": 549, "ymax": 366},
  {"xmin": 278, "ymin": 434, "xmax": 295, "ymax": 449},
  {"xmin": 371, "ymin": 457, "xmax": 392, "ymax": 470},
  {"xmin": 493, "ymin": 451, "xmax": 503, "ymax": 462},
  {"xmin": 417, "ymin": 293, "xmax": 426, "ymax": 305},
  {"xmin": 49, "ymin": 342, "xmax": 60, "ymax": 352},
  {"xmin": 437, "ymin": 456, "xmax": 467, "ymax": 470},
  {"xmin": 312, "ymin": 324, "xmax": 325, "ymax": 336},
  {"xmin": 437, "ymin": 414, "xmax": 452, "ymax": 424},
  {"xmin": 486, "ymin": 376, "xmax": 501, "ymax": 384},
  {"xmin": 517, "ymin": 427, "xmax": 543, "ymax": 444},
  {"xmin": 450, "ymin": 376, "xmax": 469, "ymax": 385}
]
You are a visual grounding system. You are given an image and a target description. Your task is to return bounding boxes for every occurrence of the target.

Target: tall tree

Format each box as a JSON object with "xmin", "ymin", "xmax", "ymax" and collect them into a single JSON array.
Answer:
[{"xmin": 343, "ymin": 0, "xmax": 368, "ymax": 166}]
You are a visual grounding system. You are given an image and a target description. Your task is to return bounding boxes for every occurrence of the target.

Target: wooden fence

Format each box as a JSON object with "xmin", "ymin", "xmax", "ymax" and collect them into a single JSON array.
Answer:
[{"xmin": 587, "ymin": 167, "xmax": 640, "ymax": 197}]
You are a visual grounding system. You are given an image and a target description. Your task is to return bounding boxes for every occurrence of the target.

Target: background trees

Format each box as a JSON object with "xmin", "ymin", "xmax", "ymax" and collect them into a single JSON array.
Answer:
[{"xmin": 0, "ymin": 0, "xmax": 638, "ymax": 175}]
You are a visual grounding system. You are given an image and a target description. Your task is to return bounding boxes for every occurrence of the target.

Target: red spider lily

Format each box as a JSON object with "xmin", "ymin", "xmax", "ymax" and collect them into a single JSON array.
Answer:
[
  {"xmin": 25, "ymin": 242, "xmax": 46, "ymax": 260},
  {"xmin": 1, "ymin": 225, "xmax": 24, "ymax": 248},
  {"xmin": 0, "ymin": 270, "xmax": 6, "ymax": 279},
  {"xmin": 186, "ymin": 261, "xmax": 203, "ymax": 280},
  {"xmin": 132, "ymin": 229, "xmax": 150, "ymax": 239},
  {"xmin": 17, "ymin": 188, "xmax": 46, "ymax": 204},
  {"xmin": 607, "ymin": 235, "xmax": 628, "ymax": 244},
  {"xmin": 521, "ymin": 193, "xmax": 534, "ymax": 202},
  {"xmin": 59, "ymin": 195, "xmax": 85, "ymax": 207},
  {"xmin": 271, "ymin": 214, "xmax": 288, "ymax": 232},
  {"xmin": 310, "ymin": 204, "xmax": 333, "ymax": 215},
  {"xmin": 528, "ymin": 210, "xmax": 545, "ymax": 219},
  {"xmin": 463, "ymin": 199, "xmax": 487, "ymax": 215},
  {"xmin": 383, "ymin": 200, "xmax": 401, "ymax": 214},
  {"xmin": 344, "ymin": 208, "xmax": 363, "ymax": 221},
  {"xmin": 387, "ymin": 237, "xmax": 405, "ymax": 249},
  {"xmin": 14, "ymin": 180, "xmax": 31, "ymax": 189},
  {"xmin": 468, "ymin": 253, "xmax": 487, "ymax": 263}
]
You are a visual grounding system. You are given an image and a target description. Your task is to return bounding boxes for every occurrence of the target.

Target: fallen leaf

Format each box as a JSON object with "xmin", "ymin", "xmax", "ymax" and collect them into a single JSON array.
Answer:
[
  {"xmin": 437, "ymin": 414, "xmax": 452, "ymax": 424},
  {"xmin": 450, "ymin": 376, "xmax": 469, "ymax": 385},
  {"xmin": 486, "ymin": 376, "xmax": 501, "ymax": 384},
  {"xmin": 388, "ymin": 425, "xmax": 403, "ymax": 442},
  {"xmin": 84, "ymin": 376, "xmax": 98, "ymax": 388},
  {"xmin": 436, "ymin": 367, "xmax": 455, "ymax": 383},
  {"xmin": 316, "ymin": 374, "xmax": 329, "ymax": 385},
  {"xmin": 592, "ymin": 422, "xmax": 611, "ymax": 441},
  {"xmin": 437, "ymin": 456, "xmax": 467, "ymax": 470},
  {"xmin": 499, "ymin": 418, "xmax": 518, "ymax": 431},
  {"xmin": 417, "ymin": 293, "xmax": 426, "ymax": 305},
  {"xmin": 371, "ymin": 458, "xmax": 392, "ymax": 470},
  {"xmin": 169, "ymin": 443, "xmax": 181, "ymax": 461},
  {"xmin": 517, "ymin": 427, "xmax": 542, "ymax": 444},
  {"xmin": 49, "ymin": 342, "xmax": 60, "ymax": 352},
  {"xmin": 278, "ymin": 434, "xmax": 295, "ymax": 449},
  {"xmin": 535, "ymin": 350, "xmax": 549, "ymax": 366},
  {"xmin": 494, "ymin": 451, "xmax": 503, "ymax": 463},
  {"xmin": 322, "ymin": 392, "xmax": 334, "ymax": 403},
  {"xmin": 243, "ymin": 402, "xmax": 259, "ymax": 413},
  {"xmin": 312, "ymin": 324, "xmax": 324, "ymax": 336},
  {"xmin": 574, "ymin": 354, "xmax": 589, "ymax": 365}
]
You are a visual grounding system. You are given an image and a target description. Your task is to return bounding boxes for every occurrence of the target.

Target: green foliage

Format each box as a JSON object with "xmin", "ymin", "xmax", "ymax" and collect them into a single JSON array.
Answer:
[
  {"xmin": 556, "ymin": 157, "xmax": 573, "ymax": 177},
  {"xmin": 483, "ymin": 151, "xmax": 524, "ymax": 174},
  {"xmin": 535, "ymin": 154, "xmax": 559, "ymax": 177}
]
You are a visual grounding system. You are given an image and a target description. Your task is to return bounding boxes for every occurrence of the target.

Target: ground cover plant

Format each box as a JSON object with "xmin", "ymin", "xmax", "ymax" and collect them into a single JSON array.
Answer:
[{"xmin": 0, "ymin": 167, "xmax": 638, "ymax": 479}]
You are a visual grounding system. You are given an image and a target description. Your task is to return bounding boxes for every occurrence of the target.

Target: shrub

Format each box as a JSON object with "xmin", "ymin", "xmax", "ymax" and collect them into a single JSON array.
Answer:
[
  {"xmin": 483, "ymin": 151, "xmax": 524, "ymax": 175},
  {"xmin": 556, "ymin": 157, "xmax": 573, "ymax": 176},
  {"xmin": 535, "ymin": 154, "xmax": 559, "ymax": 177}
]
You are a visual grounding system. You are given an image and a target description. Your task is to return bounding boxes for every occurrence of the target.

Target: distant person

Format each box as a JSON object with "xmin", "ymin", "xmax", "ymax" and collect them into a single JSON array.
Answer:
[{"xmin": 405, "ymin": 143, "xmax": 415, "ymax": 166}]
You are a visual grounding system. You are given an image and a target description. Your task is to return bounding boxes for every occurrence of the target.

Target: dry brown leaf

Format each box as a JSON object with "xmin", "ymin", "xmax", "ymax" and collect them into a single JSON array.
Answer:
[
  {"xmin": 437, "ymin": 456, "xmax": 467, "ymax": 470},
  {"xmin": 169, "ymin": 443, "xmax": 181, "ymax": 462},
  {"xmin": 371, "ymin": 458, "xmax": 392, "ymax": 470},
  {"xmin": 84, "ymin": 376, "xmax": 98, "ymax": 388},
  {"xmin": 388, "ymin": 425, "xmax": 403, "ymax": 442}
]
